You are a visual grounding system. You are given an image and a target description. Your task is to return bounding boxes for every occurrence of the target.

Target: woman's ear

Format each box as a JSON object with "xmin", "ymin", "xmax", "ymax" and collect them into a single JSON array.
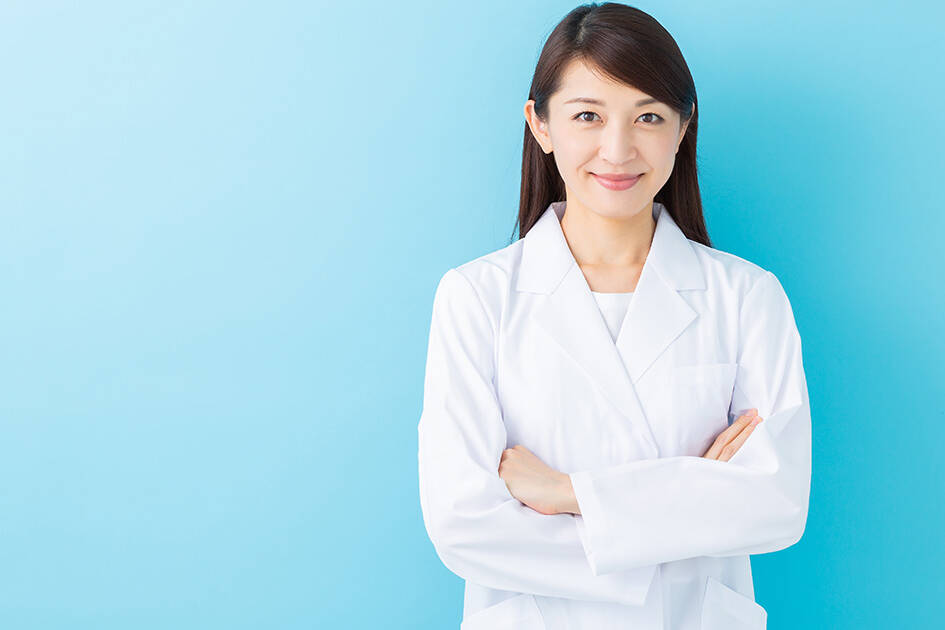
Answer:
[{"xmin": 524, "ymin": 100, "xmax": 553, "ymax": 154}]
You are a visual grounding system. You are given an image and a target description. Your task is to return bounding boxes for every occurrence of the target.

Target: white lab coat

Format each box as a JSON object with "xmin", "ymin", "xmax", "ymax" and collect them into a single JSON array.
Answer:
[{"xmin": 417, "ymin": 200, "xmax": 811, "ymax": 630}]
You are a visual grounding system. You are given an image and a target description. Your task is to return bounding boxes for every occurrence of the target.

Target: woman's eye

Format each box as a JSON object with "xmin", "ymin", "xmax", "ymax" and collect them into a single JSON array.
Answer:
[
  {"xmin": 572, "ymin": 111, "xmax": 664, "ymax": 124},
  {"xmin": 574, "ymin": 111, "xmax": 600, "ymax": 123}
]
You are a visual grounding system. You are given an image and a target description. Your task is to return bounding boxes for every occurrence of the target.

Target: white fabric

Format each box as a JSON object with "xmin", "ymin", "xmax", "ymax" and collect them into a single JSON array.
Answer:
[
  {"xmin": 418, "ymin": 200, "xmax": 809, "ymax": 630},
  {"xmin": 590, "ymin": 290, "xmax": 634, "ymax": 343}
]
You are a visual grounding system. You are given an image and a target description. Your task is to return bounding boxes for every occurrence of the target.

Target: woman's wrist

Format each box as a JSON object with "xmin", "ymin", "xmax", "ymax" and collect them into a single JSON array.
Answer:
[{"xmin": 556, "ymin": 472, "xmax": 581, "ymax": 515}]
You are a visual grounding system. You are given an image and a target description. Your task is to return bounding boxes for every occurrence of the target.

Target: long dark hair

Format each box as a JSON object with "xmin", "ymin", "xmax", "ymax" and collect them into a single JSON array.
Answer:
[{"xmin": 515, "ymin": 3, "xmax": 710, "ymax": 247}]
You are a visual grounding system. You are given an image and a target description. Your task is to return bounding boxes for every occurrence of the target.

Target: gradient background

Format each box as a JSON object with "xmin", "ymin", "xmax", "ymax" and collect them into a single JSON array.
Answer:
[{"xmin": 1, "ymin": 1, "xmax": 942, "ymax": 628}]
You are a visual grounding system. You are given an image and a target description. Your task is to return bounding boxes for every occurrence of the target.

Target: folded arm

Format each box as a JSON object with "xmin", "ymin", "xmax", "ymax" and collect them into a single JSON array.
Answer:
[
  {"xmin": 569, "ymin": 271, "xmax": 812, "ymax": 575},
  {"xmin": 417, "ymin": 268, "xmax": 657, "ymax": 606}
]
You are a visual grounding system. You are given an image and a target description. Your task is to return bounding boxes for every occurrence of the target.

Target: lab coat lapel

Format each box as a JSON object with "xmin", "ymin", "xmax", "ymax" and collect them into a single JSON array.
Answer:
[
  {"xmin": 615, "ymin": 203, "xmax": 704, "ymax": 383},
  {"xmin": 516, "ymin": 200, "xmax": 704, "ymax": 457}
]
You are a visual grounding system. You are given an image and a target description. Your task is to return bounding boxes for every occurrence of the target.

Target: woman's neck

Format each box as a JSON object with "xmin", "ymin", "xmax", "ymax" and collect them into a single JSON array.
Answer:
[{"xmin": 559, "ymin": 200, "xmax": 656, "ymax": 268}]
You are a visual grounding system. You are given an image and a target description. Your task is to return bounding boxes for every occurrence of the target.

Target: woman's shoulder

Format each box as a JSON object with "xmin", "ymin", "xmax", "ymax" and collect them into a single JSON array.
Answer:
[
  {"xmin": 440, "ymin": 239, "xmax": 521, "ymax": 299},
  {"xmin": 455, "ymin": 239, "xmax": 521, "ymax": 283},
  {"xmin": 687, "ymin": 240, "xmax": 800, "ymax": 329},
  {"xmin": 687, "ymin": 239, "xmax": 780, "ymax": 295},
  {"xmin": 429, "ymin": 240, "xmax": 522, "ymax": 329}
]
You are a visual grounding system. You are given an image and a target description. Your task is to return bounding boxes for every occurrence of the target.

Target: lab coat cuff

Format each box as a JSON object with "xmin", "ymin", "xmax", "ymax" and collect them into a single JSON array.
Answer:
[{"xmin": 569, "ymin": 470, "xmax": 611, "ymax": 576}]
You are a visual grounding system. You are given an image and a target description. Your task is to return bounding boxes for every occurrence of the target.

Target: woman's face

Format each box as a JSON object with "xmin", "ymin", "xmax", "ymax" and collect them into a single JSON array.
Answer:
[{"xmin": 524, "ymin": 58, "xmax": 691, "ymax": 220}]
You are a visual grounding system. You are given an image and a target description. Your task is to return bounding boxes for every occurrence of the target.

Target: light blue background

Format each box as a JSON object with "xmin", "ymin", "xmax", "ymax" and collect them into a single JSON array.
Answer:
[{"xmin": 1, "ymin": 1, "xmax": 942, "ymax": 628}]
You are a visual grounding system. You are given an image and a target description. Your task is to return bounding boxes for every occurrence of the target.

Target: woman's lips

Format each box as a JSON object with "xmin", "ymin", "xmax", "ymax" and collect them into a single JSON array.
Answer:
[{"xmin": 592, "ymin": 172, "xmax": 642, "ymax": 191}]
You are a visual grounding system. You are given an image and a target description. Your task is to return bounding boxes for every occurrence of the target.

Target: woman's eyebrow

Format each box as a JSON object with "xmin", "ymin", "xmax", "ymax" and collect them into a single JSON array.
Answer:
[{"xmin": 562, "ymin": 96, "xmax": 660, "ymax": 107}]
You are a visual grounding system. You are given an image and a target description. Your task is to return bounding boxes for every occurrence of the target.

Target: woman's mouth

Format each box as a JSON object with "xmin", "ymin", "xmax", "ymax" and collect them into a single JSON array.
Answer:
[{"xmin": 591, "ymin": 172, "xmax": 643, "ymax": 191}]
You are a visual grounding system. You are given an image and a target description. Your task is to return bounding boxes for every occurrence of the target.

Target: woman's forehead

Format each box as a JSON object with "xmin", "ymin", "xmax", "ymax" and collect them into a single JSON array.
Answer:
[{"xmin": 555, "ymin": 61, "xmax": 660, "ymax": 106}]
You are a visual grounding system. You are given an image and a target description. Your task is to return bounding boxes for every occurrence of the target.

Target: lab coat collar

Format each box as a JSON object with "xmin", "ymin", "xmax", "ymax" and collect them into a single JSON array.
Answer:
[
  {"xmin": 516, "ymin": 200, "xmax": 705, "ymax": 456},
  {"xmin": 516, "ymin": 200, "xmax": 704, "ymax": 294}
]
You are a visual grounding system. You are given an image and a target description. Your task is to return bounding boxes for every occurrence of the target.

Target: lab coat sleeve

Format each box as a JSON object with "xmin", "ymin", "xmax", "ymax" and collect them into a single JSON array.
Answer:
[
  {"xmin": 568, "ymin": 270, "xmax": 812, "ymax": 575},
  {"xmin": 417, "ymin": 267, "xmax": 658, "ymax": 606}
]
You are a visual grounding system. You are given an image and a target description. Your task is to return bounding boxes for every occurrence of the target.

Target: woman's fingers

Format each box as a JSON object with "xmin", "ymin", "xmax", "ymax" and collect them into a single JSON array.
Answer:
[
  {"xmin": 716, "ymin": 415, "xmax": 763, "ymax": 462},
  {"xmin": 702, "ymin": 409, "xmax": 756, "ymax": 459},
  {"xmin": 702, "ymin": 409, "xmax": 761, "ymax": 460}
]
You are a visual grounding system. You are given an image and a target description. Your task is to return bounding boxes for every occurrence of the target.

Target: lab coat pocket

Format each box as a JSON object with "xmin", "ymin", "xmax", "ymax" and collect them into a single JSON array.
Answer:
[
  {"xmin": 700, "ymin": 576, "xmax": 767, "ymax": 630},
  {"xmin": 459, "ymin": 593, "xmax": 546, "ymax": 630},
  {"xmin": 669, "ymin": 363, "xmax": 738, "ymax": 454}
]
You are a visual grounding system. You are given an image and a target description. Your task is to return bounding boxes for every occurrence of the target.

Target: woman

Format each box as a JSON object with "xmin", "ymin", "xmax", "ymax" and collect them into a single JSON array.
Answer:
[{"xmin": 417, "ymin": 4, "xmax": 811, "ymax": 629}]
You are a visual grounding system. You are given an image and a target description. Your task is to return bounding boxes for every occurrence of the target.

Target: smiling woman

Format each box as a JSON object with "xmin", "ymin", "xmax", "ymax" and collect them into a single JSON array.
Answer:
[
  {"xmin": 418, "ymin": 3, "xmax": 811, "ymax": 629},
  {"xmin": 532, "ymin": 76, "xmax": 686, "ymax": 199},
  {"xmin": 515, "ymin": 6, "xmax": 706, "ymax": 256}
]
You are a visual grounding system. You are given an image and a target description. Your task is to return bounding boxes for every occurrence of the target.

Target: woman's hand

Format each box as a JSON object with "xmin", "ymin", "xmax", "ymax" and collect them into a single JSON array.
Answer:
[
  {"xmin": 499, "ymin": 410, "xmax": 765, "ymax": 516},
  {"xmin": 702, "ymin": 408, "xmax": 764, "ymax": 461},
  {"xmin": 499, "ymin": 445, "xmax": 571, "ymax": 515}
]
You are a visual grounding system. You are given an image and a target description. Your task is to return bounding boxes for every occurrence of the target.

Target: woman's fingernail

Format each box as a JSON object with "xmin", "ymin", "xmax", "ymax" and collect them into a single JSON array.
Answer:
[{"xmin": 750, "ymin": 416, "xmax": 762, "ymax": 426}]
